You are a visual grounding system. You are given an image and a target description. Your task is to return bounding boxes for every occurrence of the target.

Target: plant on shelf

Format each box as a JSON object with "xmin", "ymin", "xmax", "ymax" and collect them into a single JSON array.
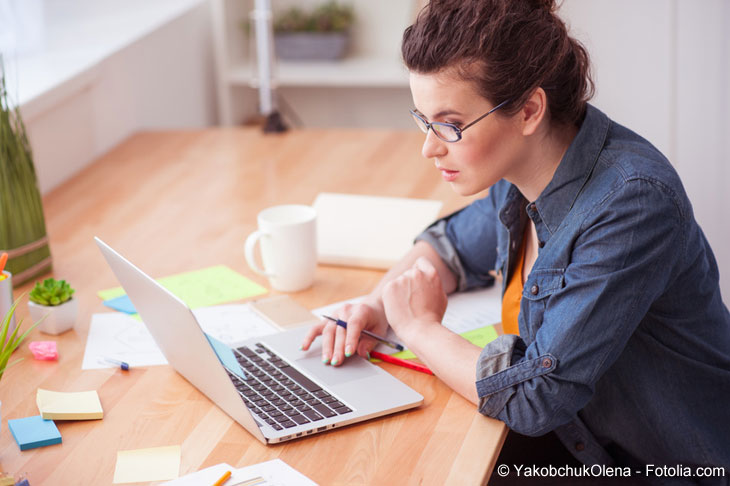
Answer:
[
  {"xmin": 0, "ymin": 57, "xmax": 53, "ymax": 287},
  {"xmin": 272, "ymin": 1, "xmax": 355, "ymax": 61},
  {"xmin": 0, "ymin": 297, "xmax": 40, "ymax": 382},
  {"xmin": 28, "ymin": 278, "xmax": 78, "ymax": 335}
]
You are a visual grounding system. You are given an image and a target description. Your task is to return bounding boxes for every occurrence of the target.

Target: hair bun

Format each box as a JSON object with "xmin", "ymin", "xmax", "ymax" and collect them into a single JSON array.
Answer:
[{"xmin": 531, "ymin": 0, "xmax": 556, "ymax": 12}]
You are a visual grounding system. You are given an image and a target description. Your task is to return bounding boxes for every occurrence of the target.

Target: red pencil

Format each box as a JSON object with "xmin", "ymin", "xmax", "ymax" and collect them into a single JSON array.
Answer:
[{"xmin": 370, "ymin": 350, "xmax": 434, "ymax": 375}]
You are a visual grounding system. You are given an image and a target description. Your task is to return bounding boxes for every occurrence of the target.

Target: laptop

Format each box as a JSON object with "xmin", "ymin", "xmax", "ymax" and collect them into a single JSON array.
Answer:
[{"xmin": 94, "ymin": 237, "xmax": 423, "ymax": 444}]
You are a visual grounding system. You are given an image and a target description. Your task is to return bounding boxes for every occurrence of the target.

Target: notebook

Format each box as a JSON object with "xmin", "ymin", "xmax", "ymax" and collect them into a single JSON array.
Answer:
[{"xmin": 313, "ymin": 193, "xmax": 442, "ymax": 269}]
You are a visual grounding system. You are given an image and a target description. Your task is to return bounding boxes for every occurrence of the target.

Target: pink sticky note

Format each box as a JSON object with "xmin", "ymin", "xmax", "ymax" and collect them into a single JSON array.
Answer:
[{"xmin": 29, "ymin": 341, "xmax": 58, "ymax": 361}]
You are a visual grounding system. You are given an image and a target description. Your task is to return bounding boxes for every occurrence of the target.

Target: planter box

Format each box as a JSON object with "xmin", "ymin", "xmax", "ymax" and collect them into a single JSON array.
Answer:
[
  {"xmin": 28, "ymin": 298, "xmax": 77, "ymax": 335},
  {"xmin": 274, "ymin": 32, "xmax": 349, "ymax": 61}
]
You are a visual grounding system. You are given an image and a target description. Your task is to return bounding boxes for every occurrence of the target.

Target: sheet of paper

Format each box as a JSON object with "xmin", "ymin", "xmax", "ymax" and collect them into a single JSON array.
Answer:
[
  {"xmin": 98, "ymin": 265, "xmax": 268, "ymax": 308},
  {"xmin": 36, "ymin": 389, "xmax": 103, "ymax": 420},
  {"xmin": 233, "ymin": 459, "xmax": 318, "ymax": 486},
  {"xmin": 113, "ymin": 445, "xmax": 181, "ymax": 484},
  {"xmin": 82, "ymin": 313, "xmax": 168, "ymax": 370},
  {"xmin": 192, "ymin": 304, "xmax": 280, "ymax": 346},
  {"xmin": 313, "ymin": 285, "xmax": 502, "ymax": 355},
  {"xmin": 7, "ymin": 415, "xmax": 62, "ymax": 451}
]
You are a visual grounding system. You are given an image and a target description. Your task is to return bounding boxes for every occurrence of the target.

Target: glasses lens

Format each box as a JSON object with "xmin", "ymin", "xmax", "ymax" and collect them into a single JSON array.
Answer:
[
  {"xmin": 432, "ymin": 123, "xmax": 460, "ymax": 142},
  {"xmin": 411, "ymin": 112, "xmax": 429, "ymax": 134}
]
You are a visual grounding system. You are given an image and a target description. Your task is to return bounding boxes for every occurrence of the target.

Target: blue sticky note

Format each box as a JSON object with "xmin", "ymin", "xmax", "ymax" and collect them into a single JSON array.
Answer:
[
  {"xmin": 103, "ymin": 295, "xmax": 137, "ymax": 314},
  {"xmin": 204, "ymin": 333, "xmax": 247, "ymax": 382},
  {"xmin": 8, "ymin": 415, "xmax": 62, "ymax": 451}
]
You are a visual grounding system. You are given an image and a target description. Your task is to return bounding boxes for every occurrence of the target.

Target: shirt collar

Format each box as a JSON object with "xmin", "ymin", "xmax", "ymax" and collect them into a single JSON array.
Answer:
[{"xmin": 534, "ymin": 104, "xmax": 610, "ymax": 235}]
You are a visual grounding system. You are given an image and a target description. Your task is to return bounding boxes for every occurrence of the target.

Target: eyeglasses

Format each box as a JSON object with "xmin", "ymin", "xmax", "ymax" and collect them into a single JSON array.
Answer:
[{"xmin": 409, "ymin": 99, "xmax": 510, "ymax": 143}]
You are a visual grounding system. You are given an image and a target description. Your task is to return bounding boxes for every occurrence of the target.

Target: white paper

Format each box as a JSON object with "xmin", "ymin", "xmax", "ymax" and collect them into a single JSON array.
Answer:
[
  {"xmin": 161, "ymin": 459, "xmax": 317, "ymax": 486},
  {"xmin": 192, "ymin": 304, "xmax": 280, "ymax": 347},
  {"xmin": 82, "ymin": 313, "xmax": 168, "ymax": 370},
  {"xmin": 83, "ymin": 305, "xmax": 282, "ymax": 370},
  {"xmin": 312, "ymin": 285, "xmax": 501, "ymax": 353}
]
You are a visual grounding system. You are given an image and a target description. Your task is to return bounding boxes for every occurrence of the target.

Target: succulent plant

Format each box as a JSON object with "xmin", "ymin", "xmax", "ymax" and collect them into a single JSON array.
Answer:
[
  {"xmin": 29, "ymin": 278, "xmax": 75, "ymax": 306},
  {"xmin": 274, "ymin": 1, "xmax": 354, "ymax": 33}
]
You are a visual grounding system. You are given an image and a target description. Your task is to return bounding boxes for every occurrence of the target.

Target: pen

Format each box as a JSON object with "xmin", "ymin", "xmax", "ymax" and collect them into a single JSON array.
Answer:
[
  {"xmin": 370, "ymin": 350, "xmax": 434, "ymax": 375},
  {"xmin": 101, "ymin": 357, "xmax": 130, "ymax": 371},
  {"xmin": 0, "ymin": 252, "xmax": 7, "ymax": 279},
  {"xmin": 211, "ymin": 470, "xmax": 231, "ymax": 486},
  {"xmin": 322, "ymin": 315, "xmax": 404, "ymax": 351}
]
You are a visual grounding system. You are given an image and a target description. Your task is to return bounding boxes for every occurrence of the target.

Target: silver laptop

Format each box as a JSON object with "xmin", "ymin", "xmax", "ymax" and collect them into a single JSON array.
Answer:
[{"xmin": 95, "ymin": 237, "xmax": 423, "ymax": 444}]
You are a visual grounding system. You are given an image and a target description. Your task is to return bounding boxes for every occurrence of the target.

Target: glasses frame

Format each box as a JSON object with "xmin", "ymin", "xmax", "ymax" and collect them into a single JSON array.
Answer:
[{"xmin": 409, "ymin": 99, "xmax": 511, "ymax": 143}]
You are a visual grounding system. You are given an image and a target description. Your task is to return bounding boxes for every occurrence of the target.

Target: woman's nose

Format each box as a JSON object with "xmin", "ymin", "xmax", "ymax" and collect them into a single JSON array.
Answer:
[{"xmin": 421, "ymin": 129, "xmax": 447, "ymax": 159}]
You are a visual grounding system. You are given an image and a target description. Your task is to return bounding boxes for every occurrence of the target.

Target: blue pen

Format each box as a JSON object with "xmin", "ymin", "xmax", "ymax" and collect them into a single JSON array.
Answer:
[
  {"xmin": 102, "ymin": 357, "xmax": 130, "ymax": 371},
  {"xmin": 323, "ymin": 315, "xmax": 404, "ymax": 351}
]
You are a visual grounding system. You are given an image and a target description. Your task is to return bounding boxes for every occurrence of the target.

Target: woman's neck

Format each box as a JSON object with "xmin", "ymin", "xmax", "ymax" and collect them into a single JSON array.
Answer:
[{"xmin": 509, "ymin": 122, "xmax": 578, "ymax": 203}]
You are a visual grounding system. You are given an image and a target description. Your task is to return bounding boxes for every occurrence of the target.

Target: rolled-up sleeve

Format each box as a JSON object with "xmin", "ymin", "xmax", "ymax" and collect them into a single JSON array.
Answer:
[
  {"xmin": 474, "ymin": 178, "xmax": 686, "ymax": 436},
  {"xmin": 415, "ymin": 193, "xmax": 500, "ymax": 291}
]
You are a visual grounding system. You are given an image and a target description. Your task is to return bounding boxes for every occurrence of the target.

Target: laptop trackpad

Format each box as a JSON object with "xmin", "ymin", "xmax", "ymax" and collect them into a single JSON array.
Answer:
[{"xmin": 295, "ymin": 354, "xmax": 379, "ymax": 386}]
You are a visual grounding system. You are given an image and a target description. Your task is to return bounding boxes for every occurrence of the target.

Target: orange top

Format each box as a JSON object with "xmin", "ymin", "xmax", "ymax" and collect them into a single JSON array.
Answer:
[{"xmin": 501, "ymin": 233, "xmax": 526, "ymax": 336}]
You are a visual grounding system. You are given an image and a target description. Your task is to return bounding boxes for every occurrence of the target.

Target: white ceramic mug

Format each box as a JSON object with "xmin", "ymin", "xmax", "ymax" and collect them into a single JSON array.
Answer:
[{"xmin": 245, "ymin": 205, "xmax": 317, "ymax": 292}]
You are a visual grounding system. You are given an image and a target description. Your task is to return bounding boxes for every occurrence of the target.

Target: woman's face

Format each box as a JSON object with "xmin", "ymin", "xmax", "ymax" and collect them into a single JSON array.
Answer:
[{"xmin": 409, "ymin": 70, "xmax": 525, "ymax": 196}]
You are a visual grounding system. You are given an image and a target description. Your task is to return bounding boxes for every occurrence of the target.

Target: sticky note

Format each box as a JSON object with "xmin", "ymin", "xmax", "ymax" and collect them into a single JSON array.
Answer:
[
  {"xmin": 205, "ymin": 334, "xmax": 247, "ymax": 381},
  {"xmin": 113, "ymin": 445, "xmax": 181, "ymax": 483},
  {"xmin": 8, "ymin": 415, "xmax": 62, "ymax": 451},
  {"xmin": 103, "ymin": 295, "xmax": 137, "ymax": 314},
  {"xmin": 98, "ymin": 265, "xmax": 267, "ymax": 309},
  {"xmin": 36, "ymin": 389, "xmax": 104, "ymax": 420}
]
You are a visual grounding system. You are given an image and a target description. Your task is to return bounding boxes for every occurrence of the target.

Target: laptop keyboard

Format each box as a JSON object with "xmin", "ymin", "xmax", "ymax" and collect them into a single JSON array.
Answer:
[{"xmin": 228, "ymin": 343, "xmax": 353, "ymax": 431}]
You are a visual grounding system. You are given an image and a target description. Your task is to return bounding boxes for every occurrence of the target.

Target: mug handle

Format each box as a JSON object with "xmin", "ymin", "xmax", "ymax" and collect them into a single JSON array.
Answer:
[{"xmin": 245, "ymin": 230, "xmax": 276, "ymax": 277}]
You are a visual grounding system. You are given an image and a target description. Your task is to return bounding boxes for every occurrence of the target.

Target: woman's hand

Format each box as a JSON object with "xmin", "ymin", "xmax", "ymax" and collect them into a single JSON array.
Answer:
[
  {"xmin": 382, "ymin": 257, "xmax": 448, "ymax": 344},
  {"xmin": 300, "ymin": 298, "xmax": 389, "ymax": 366}
]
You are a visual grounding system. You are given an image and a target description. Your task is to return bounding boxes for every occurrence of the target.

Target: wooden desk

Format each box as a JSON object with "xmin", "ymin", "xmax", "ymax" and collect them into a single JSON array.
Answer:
[{"xmin": 0, "ymin": 129, "xmax": 507, "ymax": 485}]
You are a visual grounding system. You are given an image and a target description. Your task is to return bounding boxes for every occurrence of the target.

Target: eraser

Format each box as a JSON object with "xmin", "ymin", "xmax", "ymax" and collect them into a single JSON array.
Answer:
[{"xmin": 29, "ymin": 341, "xmax": 58, "ymax": 361}]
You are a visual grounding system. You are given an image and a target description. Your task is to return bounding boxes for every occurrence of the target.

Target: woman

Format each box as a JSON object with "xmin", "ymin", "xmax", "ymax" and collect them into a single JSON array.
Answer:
[{"xmin": 302, "ymin": 0, "xmax": 730, "ymax": 482}]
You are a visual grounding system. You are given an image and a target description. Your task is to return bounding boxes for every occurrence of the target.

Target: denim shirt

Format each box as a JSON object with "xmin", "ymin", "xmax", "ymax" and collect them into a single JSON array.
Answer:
[{"xmin": 417, "ymin": 105, "xmax": 730, "ymax": 481}]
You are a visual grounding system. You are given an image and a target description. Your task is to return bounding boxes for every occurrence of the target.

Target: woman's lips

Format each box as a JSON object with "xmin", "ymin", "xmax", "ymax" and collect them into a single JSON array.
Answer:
[{"xmin": 439, "ymin": 168, "xmax": 459, "ymax": 181}]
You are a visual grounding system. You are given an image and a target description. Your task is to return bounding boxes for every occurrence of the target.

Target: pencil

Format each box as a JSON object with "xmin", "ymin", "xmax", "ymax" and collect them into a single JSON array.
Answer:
[
  {"xmin": 211, "ymin": 470, "xmax": 231, "ymax": 486},
  {"xmin": 370, "ymin": 350, "xmax": 434, "ymax": 375}
]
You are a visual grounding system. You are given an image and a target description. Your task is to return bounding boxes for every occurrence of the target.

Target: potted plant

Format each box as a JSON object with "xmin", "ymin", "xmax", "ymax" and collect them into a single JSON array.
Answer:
[
  {"xmin": 28, "ymin": 278, "xmax": 77, "ymax": 335},
  {"xmin": 0, "ymin": 57, "xmax": 53, "ymax": 286},
  {"xmin": 1, "ymin": 296, "xmax": 41, "ymax": 426},
  {"xmin": 273, "ymin": 1, "xmax": 355, "ymax": 61}
]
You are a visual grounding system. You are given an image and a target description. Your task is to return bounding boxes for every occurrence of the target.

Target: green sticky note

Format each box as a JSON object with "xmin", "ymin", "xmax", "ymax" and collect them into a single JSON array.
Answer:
[
  {"xmin": 388, "ymin": 324, "xmax": 499, "ymax": 361},
  {"xmin": 98, "ymin": 265, "xmax": 267, "ymax": 308}
]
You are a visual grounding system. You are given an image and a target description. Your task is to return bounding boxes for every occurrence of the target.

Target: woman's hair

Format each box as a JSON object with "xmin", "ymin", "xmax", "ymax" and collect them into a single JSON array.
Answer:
[{"xmin": 402, "ymin": 0, "xmax": 594, "ymax": 126}]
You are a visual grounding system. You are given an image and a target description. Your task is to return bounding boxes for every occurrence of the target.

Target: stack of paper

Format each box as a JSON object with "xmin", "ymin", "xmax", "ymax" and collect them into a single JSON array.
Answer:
[
  {"xmin": 36, "ymin": 388, "xmax": 104, "ymax": 420},
  {"xmin": 161, "ymin": 459, "xmax": 317, "ymax": 486}
]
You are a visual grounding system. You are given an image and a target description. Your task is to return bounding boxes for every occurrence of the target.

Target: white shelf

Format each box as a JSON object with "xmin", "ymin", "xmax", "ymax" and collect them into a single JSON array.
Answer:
[{"xmin": 228, "ymin": 56, "xmax": 410, "ymax": 88}]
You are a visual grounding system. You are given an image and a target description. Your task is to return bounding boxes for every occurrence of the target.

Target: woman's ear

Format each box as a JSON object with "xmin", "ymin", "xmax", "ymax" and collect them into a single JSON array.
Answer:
[{"xmin": 520, "ymin": 87, "xmax": 548, "ymax": 136}]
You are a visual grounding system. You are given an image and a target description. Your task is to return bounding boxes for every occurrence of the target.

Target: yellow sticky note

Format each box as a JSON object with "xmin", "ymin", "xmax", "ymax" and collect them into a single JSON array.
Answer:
[
  {"xmin": 113, "ymin": 445, "xmax": 181, "ymax": 484},
  {"xmin": 98, "ymin": 265, "xmax": 267, "ymax": 308},
  {"xmin": 36, "ymin": 389, "xmax": 104, "ymax": 420}
]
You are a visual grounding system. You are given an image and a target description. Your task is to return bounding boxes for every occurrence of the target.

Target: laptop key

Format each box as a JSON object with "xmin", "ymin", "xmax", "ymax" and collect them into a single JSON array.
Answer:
[
  {"xmin": 271, "ymin": 423, "xmax": 283, "ymax": 431},
  {"xmin": 238, "ymin": 347, "xmax": 258, "ymax": 358},
  {"xmin": 313, "ymin": 390, "xmax": 331, "ymax": 399},
  {"xmin": 333, "ymin": 406, "xmax": 352, "ymax": 414},
  {"xmin": 278, "ymin": 366, "xmax": 322, "ymax": 392},
  {"xmin": 302, "ymin": 409, "xmax": 324, "ymax": 421},
  {"xmin": 322, "ymin": 396, "xmax": 338, "ymax": 404},
  {"xmin": 312, "ymin": 403, "xmax": 337, "ymax": 418},
  {"xmin": 288, "ymin": 414, "xmax": 310, "ymax": 425},
  {"xmin": 280, "ymin": 420, "xmax": 297, "ymax": 429}
]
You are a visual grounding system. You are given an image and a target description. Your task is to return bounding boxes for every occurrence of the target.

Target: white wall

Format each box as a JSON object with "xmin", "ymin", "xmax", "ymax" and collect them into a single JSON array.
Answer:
[{"xmin": 18, "ymin": 0, "xmax": 216, "ymax": 194}]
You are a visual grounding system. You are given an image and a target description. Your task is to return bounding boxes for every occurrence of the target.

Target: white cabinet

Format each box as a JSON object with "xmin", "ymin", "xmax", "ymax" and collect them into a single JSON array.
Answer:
[{"xmin": 210, "ymin": 0, "xmax": 419, "ymax": 126}]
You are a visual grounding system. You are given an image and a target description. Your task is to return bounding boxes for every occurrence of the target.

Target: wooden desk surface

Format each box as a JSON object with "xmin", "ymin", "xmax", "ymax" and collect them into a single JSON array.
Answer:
[{"xmin": 0, "ymin": 129, "xmax": 506, "ymax": 485}]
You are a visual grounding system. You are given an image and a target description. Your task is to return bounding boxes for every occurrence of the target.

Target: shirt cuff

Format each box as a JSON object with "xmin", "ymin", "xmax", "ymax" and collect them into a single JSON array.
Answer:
[{"xmin": 415, "ymin": 219, "xmax": 470, "ymax": 292}]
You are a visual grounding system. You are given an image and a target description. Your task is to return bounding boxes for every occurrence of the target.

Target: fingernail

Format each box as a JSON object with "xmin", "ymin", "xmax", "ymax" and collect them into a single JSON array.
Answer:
[
  {"xmin": 345, "ymin": 346, "xmax": 353, "ymax": 358},
  {"xmin": 331, "ymin": 358, "xmax": 339, "ymax": 366},
  {"xmin": 367, "ymin": 352, "xmax": 371, "ymax": 360},
  {"xmin": 322, "ymin": 356, "xmax": 330, "ymax": 364},
  {"xmin": 298, "ymin": 345, "xmax": 303, "ymax": 350}
]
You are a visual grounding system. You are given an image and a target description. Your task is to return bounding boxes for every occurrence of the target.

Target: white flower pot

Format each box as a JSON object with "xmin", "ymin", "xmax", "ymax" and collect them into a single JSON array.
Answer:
[{"xmin": 28, "ymin": 298, "xmax": 78, "ymax": 335}]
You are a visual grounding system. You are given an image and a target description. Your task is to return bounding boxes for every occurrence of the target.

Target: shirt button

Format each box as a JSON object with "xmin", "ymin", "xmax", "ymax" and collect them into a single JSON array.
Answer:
[
  {"xmin": 575, "ymin": 442, "xmax": 585, "ymax": 452},
  {"xmin": 541, "ymin": 357, "xmax": 553, "ymax": 368},
  {"xmin": 529, "ymin": 203, "xmax": 537, "ymax": 212},
  {"xmin": 530, "ymin": 285, "xmax": 539, "ymax": 295},
  {"xmin": 538, "ymin": 240, "xmax": 545, "ymax": 248}
]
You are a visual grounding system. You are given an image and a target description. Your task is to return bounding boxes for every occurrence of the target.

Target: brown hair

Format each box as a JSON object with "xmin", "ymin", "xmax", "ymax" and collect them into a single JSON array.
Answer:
[{"xmin": 402, "ymin": 0, "xmax": 594, "ymax": 126}]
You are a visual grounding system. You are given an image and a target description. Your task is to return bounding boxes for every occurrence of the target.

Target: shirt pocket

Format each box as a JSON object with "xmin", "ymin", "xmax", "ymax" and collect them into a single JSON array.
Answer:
[{"xmin": 521, "ymin": 268, "xmax": 565, "ymax": 337}]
